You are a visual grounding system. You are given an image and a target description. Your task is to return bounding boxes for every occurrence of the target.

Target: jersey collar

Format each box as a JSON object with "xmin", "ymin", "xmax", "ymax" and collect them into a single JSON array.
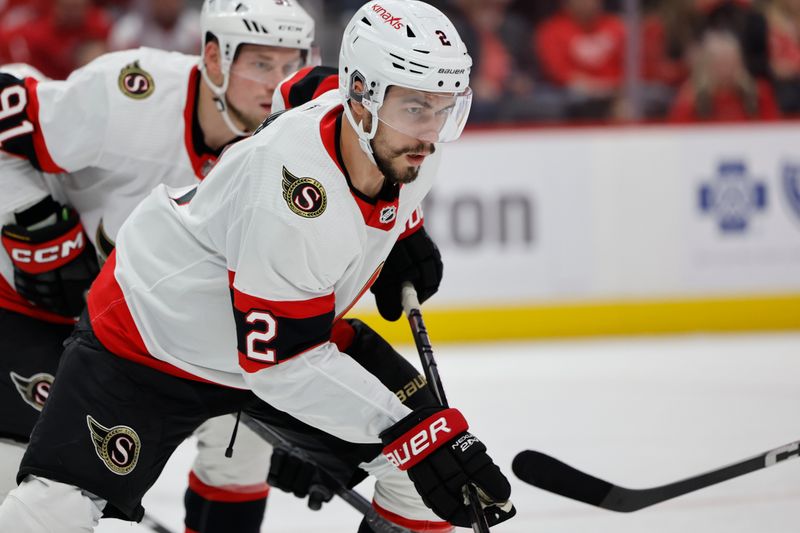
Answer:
[{"xmin": 319, "ymin": 107, "xmax": 402, "ymax": 232}]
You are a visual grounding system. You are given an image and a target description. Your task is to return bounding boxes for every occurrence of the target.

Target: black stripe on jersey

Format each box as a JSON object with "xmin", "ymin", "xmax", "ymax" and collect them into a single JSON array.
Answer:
[
  {"xmin": 172, "ymin": 187, "xmax": 198, "ymax": 206},
  {"xmin": 0, "ymin": 74, "xmax": 41, "ymax": 169},
  {"xmin": 285, "ymin": 66, "xmax": 338, "ymax": 110},
  {"xmin": 253, "ymin": 110, "xmax": 287, "ymax": 136},
  {"xmin": 232, "ymin": 303, "xmax": 334, "ymax": 370}
]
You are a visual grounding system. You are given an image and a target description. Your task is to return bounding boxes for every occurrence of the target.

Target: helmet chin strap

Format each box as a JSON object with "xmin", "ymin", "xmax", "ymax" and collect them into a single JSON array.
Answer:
[
  {"xmin": 199, "ymin": 62, "xmax": 250, "ymax": 138},
  {"xmin": 343, "ymin": 101, "xmax": 378, "ymax": 166}
]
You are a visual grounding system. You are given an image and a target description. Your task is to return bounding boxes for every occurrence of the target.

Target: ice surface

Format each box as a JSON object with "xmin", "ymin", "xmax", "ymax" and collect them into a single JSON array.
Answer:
[{"xmin": 97, "ymin": 332, "xmax": 800, "ymax": 533}]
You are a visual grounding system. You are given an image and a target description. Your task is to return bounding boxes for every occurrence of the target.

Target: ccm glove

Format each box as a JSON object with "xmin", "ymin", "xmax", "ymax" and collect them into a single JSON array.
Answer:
[
  {"xmin": 268, "ymin": 446, "xmax": 335, "ymax": 511},
  {"xmin": 370, "ymin": 226, "xmax": 443, "ymax": 321},
  {"xmin": 1, "ymin": 198, "xmax": 99, "ymax": 317},
  {"xmin": 380, "ymin": 407, "xmax": 515, "ymax": 528}
]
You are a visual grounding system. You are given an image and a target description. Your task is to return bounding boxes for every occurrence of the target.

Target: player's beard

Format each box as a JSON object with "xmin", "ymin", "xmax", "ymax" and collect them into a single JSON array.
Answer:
[
  {"xmin": 369, "ymin": 118, "xmax": 436, "ymax": 186},
  {"xmin": 227, "ymin": 100, "xmax": 264, "ymax": 134}
]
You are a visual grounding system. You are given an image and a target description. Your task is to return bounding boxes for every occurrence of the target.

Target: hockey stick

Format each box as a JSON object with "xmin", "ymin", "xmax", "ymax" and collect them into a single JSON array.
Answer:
[
  {"xmin": 239, "ymin": 413, "xmax": 412, "ymax": 533},
  {"xmin": 512, "ymin": 440, "xmax": 800, "ymax": 512},
  {"xmin": 401, "ymin": 283, "xmax": 491, "ymax": 533}
]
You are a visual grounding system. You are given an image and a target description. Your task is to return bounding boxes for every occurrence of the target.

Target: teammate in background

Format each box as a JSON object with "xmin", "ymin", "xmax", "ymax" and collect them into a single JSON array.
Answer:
[
  {"xmin": 0, "ymin": 1, "xmax": 516, "ymax": 532},
  {"xmin": 0, "ymin": 1, "xmax": 332, "ymax": 531},
  {"xmin": 0, "ymin": 63, "xmax": 99, "ymax": 503}
]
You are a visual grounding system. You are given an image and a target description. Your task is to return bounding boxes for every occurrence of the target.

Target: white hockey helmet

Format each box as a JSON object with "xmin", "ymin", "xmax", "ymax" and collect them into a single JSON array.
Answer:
[
  {"xmin": 339, "ymin": 1, "xmax": 473, "ymax": 158},
  {"xmin": 200, "ymin": 0, "xmax": 316, "ymax": 134}
]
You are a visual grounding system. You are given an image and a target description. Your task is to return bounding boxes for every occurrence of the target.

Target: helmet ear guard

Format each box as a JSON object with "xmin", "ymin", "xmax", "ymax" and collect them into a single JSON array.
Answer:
[{"xmin": 343, "ymin": 68, "xmax": 380, "ymax": 164}]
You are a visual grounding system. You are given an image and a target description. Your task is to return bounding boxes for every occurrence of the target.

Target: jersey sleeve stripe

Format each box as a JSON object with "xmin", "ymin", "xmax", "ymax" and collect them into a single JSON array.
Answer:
[
  {"xmin": 23, "ymin": 78, "xmax": 65, "ymax": 173},
  {"xmin": 228, "ymin": 271, "xmax": 335, "ymax": 319}
]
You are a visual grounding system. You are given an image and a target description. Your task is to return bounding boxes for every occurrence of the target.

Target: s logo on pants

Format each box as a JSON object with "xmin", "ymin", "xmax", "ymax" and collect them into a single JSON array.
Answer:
[
  {"xmin": 86, "ymin": 415, "xmax": 141, "ymax": 475},
  {"xmin": 9, "ymin": 371, "xmax": 53, "ymax": 411}
]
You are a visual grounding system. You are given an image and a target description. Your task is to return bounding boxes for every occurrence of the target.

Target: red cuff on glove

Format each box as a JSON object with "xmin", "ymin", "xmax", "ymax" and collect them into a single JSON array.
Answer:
[{"xmin": 382, "ymin": 408, "xmax": 469, "ymax": 471}]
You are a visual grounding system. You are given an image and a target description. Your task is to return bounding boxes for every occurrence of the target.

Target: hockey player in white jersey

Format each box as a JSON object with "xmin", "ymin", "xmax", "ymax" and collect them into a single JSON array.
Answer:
[
  {"xmin": 0, "ymin": 1, "xmax": 516, "ymax": 532},
  {"xmin": 0, "ymin": 1, "xmax": 343, "ymax": 531}
]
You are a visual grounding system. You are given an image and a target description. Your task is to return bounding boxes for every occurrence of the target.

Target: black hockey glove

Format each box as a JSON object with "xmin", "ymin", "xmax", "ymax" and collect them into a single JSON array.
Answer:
[
  {"xmin": 370, "ymin": 226, "xmax": 442, "ymax": 321},
  {"xmin": 1, "ymin": 198, "xmax": 99, "ymax": 318},
  {"xmin": 268, "ymin": 446, "xmax": 335, "ymax": 511},
  {"xmin": 380, "ymin": 407, "xmax": 515, "ymax": 528}
]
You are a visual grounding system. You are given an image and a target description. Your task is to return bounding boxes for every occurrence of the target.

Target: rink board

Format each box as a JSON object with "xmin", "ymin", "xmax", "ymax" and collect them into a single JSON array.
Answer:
[{"xmin": 353, "ymin": 121, "xmax": 800, "ymax": 342}]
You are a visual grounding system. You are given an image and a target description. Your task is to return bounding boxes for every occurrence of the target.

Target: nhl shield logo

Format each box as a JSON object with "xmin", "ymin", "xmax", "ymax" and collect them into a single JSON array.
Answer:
[
  {"xmin": 783, "ymin": 164, "xmax": 800, "ymax": 223},
  {"xmin": 118, "ymin": 61, "xmax": 155, "ymax": 100},
  {"xmin": 379, "ymin": 206, "xmax": 397, "ymax": 224},
  {"xmin": 86, "ymin": 415, "xmax": 141, "ymax": 475},
  {"xmin": 281, "ymin": 166, "xmax": 327, "ymax": 218},
  {"xmin": 9, "ymin": 371, "xmax": 53, "ymax": 412}
]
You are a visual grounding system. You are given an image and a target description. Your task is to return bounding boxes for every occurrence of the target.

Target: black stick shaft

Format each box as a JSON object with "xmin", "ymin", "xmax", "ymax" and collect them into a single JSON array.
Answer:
[
  {"xmin": 240, "ymin": 414, "xmax": 412, "ymax": 533},
  {"xmin": 140, "ymin": 513, "xmax": 177, "ymax": 533},
  {"xmin": 401, "ymin": 283, "xmax": 490, "ymax": 533}
]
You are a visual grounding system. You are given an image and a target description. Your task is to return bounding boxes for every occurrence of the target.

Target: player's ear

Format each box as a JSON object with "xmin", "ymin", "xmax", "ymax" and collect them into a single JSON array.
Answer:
[
  {"xmin": 348, "ymin": 78, "xmax": 368, "ymax": 123},
  {"xmin": 203, "ymin": 40, "xmax": 224, "ymax": 84}
]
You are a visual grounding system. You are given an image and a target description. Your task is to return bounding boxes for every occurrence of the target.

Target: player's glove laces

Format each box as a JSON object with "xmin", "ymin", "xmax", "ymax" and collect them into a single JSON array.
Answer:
[
  {"xmin": 370, "ymin": 226, "xmax": 442, "ymax": 321},
  {"xmin": 380, "ymin": 407, "xmax": 516, "ymax": 528}
]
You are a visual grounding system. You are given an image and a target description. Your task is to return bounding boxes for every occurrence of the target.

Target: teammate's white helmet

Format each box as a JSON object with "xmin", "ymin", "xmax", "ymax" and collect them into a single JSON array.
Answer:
[
  {"xmin": 0, "ymin": 63, "xmax": 48, "ymax": 81},
  {"xmin": 200, "ymin": 0, "xmax": 316, "ymax": 135},
  {"xmin": 201, "ymin": 0, "xmax": 315, "ymax": 80},
  {"xmin": 339, "ymin": 0, "xmax": 473, "ymax": 154}
]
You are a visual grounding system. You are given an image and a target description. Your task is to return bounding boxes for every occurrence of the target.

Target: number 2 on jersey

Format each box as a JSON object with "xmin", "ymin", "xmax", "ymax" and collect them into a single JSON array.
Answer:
[
  {"xmin": 0, "ymin": 86, "xmax": 34, "ymax": 146},
  {"xmin": 245, "ymin": 310, "xmax": 278, "ymax": 364}
]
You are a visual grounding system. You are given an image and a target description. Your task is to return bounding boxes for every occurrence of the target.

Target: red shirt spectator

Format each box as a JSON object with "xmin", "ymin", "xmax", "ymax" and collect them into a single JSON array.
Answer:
[
  {"xmin": 670, "ymin": 79, "xmax": 781, "ymax": 120},
  {"xmin": 640, "ymin": 12, "xmax": 689, "ymax": 86},
  {"xmin": 766, "ymin": 0, "xmax": 800, "ymax": 79},
  {"xmin": 535, "ymin": 1, "xmax": 626, "ymax": 93},
  {"xmin": 669, "ymin": 30, "xmax": 781, "ymax": 121},
  {"xmin": 3, "ymin": 0, "xmax": 110, "ymax": 80}
]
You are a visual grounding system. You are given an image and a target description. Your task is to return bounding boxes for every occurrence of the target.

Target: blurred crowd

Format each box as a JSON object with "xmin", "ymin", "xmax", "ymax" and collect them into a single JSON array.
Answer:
[{"xmin": 1, "ymin": 0, "xmax": 799, "ymax": 124}]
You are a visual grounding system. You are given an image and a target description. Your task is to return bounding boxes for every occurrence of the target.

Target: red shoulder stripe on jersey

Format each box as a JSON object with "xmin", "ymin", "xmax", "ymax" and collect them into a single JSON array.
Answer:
[
  {"xmin": 312, "ymin": 74, "xmax": 339, "ymax": 100},
  {"xmin": 228, "ymin": 271, "xmax": 335, "ymax": 319},
  {"xmin": 372, "ymin": 501, "xmax": 454, "ymax": 532},
  {"xmin": 319, "ymin": 104, "xmax": 344, "ymax": 175},
  {"xmin": 188, "ymin": 471, "xmax": 269, "ymax": 502},
  {"xmin": 0, "ymin": 274, "xmax": 74, "ymax": 324},
  {"xmin": 183, "ymin": 67, "xmax": 216, "ymax": 180},
  {"xmin": 23, "ymin": 78, "xmax": 64, "ymax": 173},
  {"xmin": 88, "ymin": 251, "xmax": 215, "ymax": 384},
  {"xmin": 279, "ymin": 66, "xmax": 315, "ymax": 110}
]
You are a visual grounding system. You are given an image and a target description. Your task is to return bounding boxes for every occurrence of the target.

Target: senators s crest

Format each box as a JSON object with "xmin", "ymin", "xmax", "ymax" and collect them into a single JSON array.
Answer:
[
  {"xmin": 9, "ymin": 371, "xmax": 53, "ymax": 411},
  {"xmin": 118, "ymin": 61, "xmax": 155, "ymax": 99},
  {"xmin": 86, "ymin": 415, "xmax": 141, "ymax": 475},
  {"xmin": 282, "ymin": 166, "xmax": 327, "ymax": 218}
]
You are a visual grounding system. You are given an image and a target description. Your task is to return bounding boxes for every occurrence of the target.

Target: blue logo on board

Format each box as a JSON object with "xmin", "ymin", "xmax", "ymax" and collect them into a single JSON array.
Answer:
[
  {"xmin": 783, "ymin": 164, "xmax": 800, "ymax": 224},
  {"xmin": 699, "ymin": 161, "xmax": 767, "ymax": 233}
]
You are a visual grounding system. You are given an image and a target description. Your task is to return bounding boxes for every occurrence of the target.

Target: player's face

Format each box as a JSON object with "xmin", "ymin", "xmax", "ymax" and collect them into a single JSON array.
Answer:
[
  {"xmin": 226, "ymin": 44, "xmax": 304, "ymax": 130},
  {"xmin": 369, "ymin": 86, "xmax": 454, "ymax": 185}
]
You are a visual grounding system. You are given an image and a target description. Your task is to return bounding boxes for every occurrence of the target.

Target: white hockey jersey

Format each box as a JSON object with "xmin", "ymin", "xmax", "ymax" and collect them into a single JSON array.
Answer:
[
  {"xmin": 0, "ymin": 48, "xmax": 229, "ymax": 320},
  {"xmin": 87, "ymin": 90, "xmax": 434, "ymax": 443}
]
